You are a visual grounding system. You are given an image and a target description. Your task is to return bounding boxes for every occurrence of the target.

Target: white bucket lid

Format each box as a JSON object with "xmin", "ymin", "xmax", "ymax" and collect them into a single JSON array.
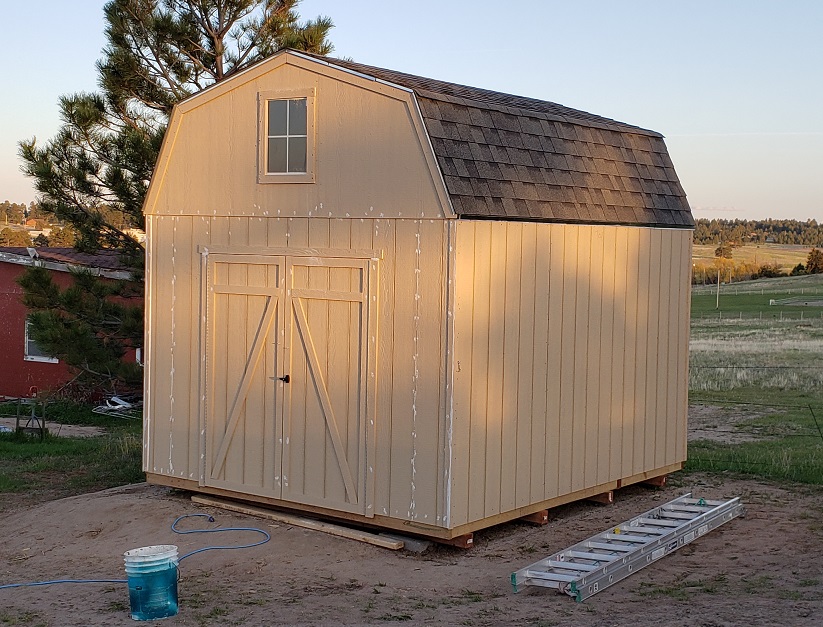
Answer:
[{"xmin": 124, "ymin": 545, "xmax": 179, "ymax": 560}]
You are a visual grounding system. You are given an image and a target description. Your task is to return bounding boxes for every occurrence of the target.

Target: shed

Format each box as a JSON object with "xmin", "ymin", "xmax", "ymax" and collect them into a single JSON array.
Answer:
[{"xmin": 142, "ymin": 50, "xmax": 694, "ymax": 540}]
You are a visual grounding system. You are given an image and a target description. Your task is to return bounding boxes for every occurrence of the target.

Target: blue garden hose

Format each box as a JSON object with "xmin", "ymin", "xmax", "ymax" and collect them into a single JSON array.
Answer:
[{"xmin": 0, "ymin": 513, "xmax": 270, "ymax": 590}]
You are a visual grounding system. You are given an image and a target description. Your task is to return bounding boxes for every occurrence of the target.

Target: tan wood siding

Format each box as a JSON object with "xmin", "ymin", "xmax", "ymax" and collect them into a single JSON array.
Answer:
[
  {"xmin": 146, "ymin": 61, "xmax": 450, "ymax": 221},
  {"xmin": 450, "ymin": 221, "xmax": 690, "ymax": 525},
  {"xmin": 145, "ymin": 217, "xmax": 449, "ymax": 525}
]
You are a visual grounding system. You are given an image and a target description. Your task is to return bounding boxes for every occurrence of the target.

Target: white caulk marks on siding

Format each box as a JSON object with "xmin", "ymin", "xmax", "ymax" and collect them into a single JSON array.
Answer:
[
  {"xmin": 408, "ymin": 221, "xmax": 422, "ymax": 519},
  {"xmin": 168, "ymin": 218, "xmax": 177, "ymax": 473}
]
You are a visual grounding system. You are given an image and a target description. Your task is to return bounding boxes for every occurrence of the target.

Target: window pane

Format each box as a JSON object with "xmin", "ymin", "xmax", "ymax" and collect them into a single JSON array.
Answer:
[
  {"xmin": 267, "ymin": 137, "xmax": 287, "ymax": 173},
  {"xmin": 267, "ymin": 100, "xmax": 287, "ymax": 136},
  {"xmin": 288, "ymin": 136, "xmax": 307, "ymax": 173},
  {"xmin": 288, "ymin": 98, "xmax": 307, "ymax": 135}
]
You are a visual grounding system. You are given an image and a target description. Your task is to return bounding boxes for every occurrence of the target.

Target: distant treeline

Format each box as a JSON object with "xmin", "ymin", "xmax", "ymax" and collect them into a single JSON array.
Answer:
[{"xmin": 694, "ymin": 218, "xmax": 823, "ymax": 246}]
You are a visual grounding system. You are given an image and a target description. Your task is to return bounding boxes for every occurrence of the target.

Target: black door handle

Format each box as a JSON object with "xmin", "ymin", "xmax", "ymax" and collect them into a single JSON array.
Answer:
[{"xmin": 277, "ymin": 374, "xmax": 290, "ymax": 383}]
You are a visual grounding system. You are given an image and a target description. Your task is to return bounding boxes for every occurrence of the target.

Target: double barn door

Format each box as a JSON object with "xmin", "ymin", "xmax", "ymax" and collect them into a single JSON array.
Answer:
[{"xmin": 201, "ymin": 251, "xmax": 375, "ymax": 516}]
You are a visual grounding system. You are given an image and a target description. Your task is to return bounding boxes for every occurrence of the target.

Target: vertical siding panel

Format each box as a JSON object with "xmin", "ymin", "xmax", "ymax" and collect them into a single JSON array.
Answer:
[
  {"xmin": 654, "ymin": 230, "xmax": 673, "ymax": 469},
  {"xmin": 557, "ymin": 225, "xmax": 577, "ymax": 496},
  {"xmin": 226, "ymin": 218, "xmax": 249, "ymax": 486},
  {"xmin": 245, "ymin": 218, "xmax": 269, "ymax": 489},
  {"xmin": 166, "ymin": 217, "xmax": 192, "ymax": 479},
  {"xmin": 622, "ymin": 228, "xmax": 640, "ymax": 478},
  {"xmin": 207, "ymin": 219, "xmax": 230, "ymax": 483},
  {"xmin": 191, "ymin": 216, "xmax": 211, "ymax": 483},
  {"xmin": 542, "ymin": 224, "xmax": 562, "ymax": 499},
  {"xmin": 609, "ymin": 228, "xmax": 628, "ymax": 480},
  {"xmin": 500, "ymin": 223, "xmax": 522, "ymax": 513},
  {"xmin": 414, "ymin": 219, "xmax": 445, "ymax": 522},
  {"xmin": 633, "ymin": 229, "xmax": 651, "ymax": 475},
  {"xmin": 143, "ymin": 215, "xmax": 156, "ymax": 473},
  {"xmin": 306, "ymin": 219, "xmax": 334, "ymax": 500},
  {"xmin": 450, "ymin": 221, "xmax": 474, "ymax": 527},
  {"xmin": 372, "ymin": 219, "xmax": 396, "ymax": 517},
  {"xmin": 389, "ymin": 220, "xmax": 419, "ymax": 519},
  {"xmin": 515, "ymin": 223, "xmax": 536, "ymax": 509},
  {"xmin": 678, "ymin": 234, "xmax": 693, "ymax": 461},
  {"xmin": 267, "ymin": 217, "xmax": 288, "ymax": 494},
  {"xmin": 643, "ymin": 231, "xmax": 662, "ymax": 471},
  {"xmin": 664, "ymin": 230, "xmax": 682, "ymax": 465},
  {"xmin": 596, "ymin": 227, "xmax": 615, "ymax": 485},
  {"xmin": 151, "ymin": 218, "xmax": 174, "ymax": 475},
  {"xmin": 468, "ymin": 221, "xmax": 491, "ymax": 523},
  {"xmin": 484, "ymin": 223, "xmax": 506, "ymax": 517},
  {"xmin": 571, "ymin": 227, "xmax": 590, "ymax": 492},
  {"xmin": 584, "ymin": 228, "xmax": 603, "ymax": 487}
]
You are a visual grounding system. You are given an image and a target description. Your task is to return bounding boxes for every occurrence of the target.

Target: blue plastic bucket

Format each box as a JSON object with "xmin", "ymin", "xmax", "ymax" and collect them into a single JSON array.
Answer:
[{"xmin": 123, "ymin": 545, "xmax": 179, "ymax": 621}]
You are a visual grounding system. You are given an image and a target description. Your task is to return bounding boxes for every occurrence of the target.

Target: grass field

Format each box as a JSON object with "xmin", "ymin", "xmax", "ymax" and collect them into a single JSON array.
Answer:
[
  {"xmin": 688, "ymin": 275, "xmax": 823, "ymax": 483},
  {"xmin": 693, "ymin": 243, "xmax": 812, "ymax": 269}
]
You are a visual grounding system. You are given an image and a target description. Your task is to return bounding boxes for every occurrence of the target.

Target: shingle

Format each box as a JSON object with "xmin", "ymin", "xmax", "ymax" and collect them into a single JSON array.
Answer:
[
  {"xmin": 521, "ymin": 133, "xmax": 543, "ymax": 151},
  {"xmin": 490, "ymin": 109, "xmax": 522, "ymax": 132},
  {"xmin": 439, "ymin": 157, "xmax": 457, "ymax": 177},
  {"xmin": 539, "ymin": 119, "xmax": 559, "ymax": 137},
  {"xmin": 468, "ymin": 107, "xmax": 494, "ymax": 127},
  {"xmin": 507, "ymin": 147, "xmax": 534, "ymax": 167},
  {"xmin": 444, "ymin": 175, "xmax": 473, "ymax": 196},
  {"xmin": 528, "ymin": 151, "xmax": 548, "ymax": 169},
  {"xmin": 467, "ymin": 126, "xmax": 486, "ymax": 144},
  {"xmin": 441, "ymin": 121, "xmax": 463, "ymax": 141},
  {"xmin": 464, "ymin": 160, "xmax": 480, "ymax": 178},
  {"xmin": 569, "ymin": 170, "xmax": 587, "ymax": 187},
  {"xmin": 438, "ymin": 101, "xmax": 472, "ymax": 124},
  {"xmin": 476, "ymin": 160, "xmax": 503, "ymax": 180},
  {"xmin": 512, "ymin": 198, "xmax": 531, "ymax": 217},
  {"xmin": 554, "ymin": 203, "xmax": 578, "ymax": 220},
  {"xmin": 417, "ymin": 98, "xmax": 442, "ymax": 119},
  {"xmin": 519, "ymin": 116, "xmax": 544, "ymax": 135},
  {"xmin": 490, "ymin": 144, "xmax": 510, "ymax": 163},
  {"xmin": 499, "ymin": 129, "xmax": 524, "ymax": 149},
  {"xmin": 482, "ymin": 127, "xmax": 503, "ymax": 145},
  {"xmin": 498, "ymin": 162, "xmax": 519, "ymax": 181},
  {"xmin": 615, "ymin": 206, "xmax": 636, "ymax": 223},
  {"xmin": 452, "ymin": 158, "xmax": 471, "ymax": 177},
  {"xmin": 527, "ymin": 200, "xmax": 553, "ymax": 219},
  {"xmin": 469, "ymin": 142, "xmax": 493, "ymax": 162},
  {"xmin": 488, "ymin": 179, "xmax": 514, "ymax": 198}
]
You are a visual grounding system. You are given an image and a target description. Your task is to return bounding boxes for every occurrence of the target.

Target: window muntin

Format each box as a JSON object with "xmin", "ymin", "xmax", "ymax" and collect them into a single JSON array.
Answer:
[
  {"xmin": 266, "ymin": 98, "xmax": 308, "ymax": 174},
  {"xmin": 258, "ymin": 89, "xmax": 314, "ymax": 184},
  {"xmin": 24, "ymin": 321, "xmax": 58, "ymax": 363}
]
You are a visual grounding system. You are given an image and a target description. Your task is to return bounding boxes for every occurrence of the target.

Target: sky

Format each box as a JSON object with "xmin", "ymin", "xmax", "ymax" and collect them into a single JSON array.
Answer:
[{"xmin": 2, "ymin": 0, "xmax": 821, "ymax": 221}]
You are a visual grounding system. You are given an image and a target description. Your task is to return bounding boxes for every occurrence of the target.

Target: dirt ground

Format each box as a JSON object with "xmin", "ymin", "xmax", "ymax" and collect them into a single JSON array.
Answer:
[{"xmin": 1, "ymin": 474, "xmax": 821, "ymax": 626}]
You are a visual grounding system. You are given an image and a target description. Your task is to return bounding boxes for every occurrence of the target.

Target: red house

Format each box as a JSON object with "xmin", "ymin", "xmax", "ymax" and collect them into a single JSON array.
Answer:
[{"xmin": 0, "ymin": 247, "xmax": 136, "ymax": 399}]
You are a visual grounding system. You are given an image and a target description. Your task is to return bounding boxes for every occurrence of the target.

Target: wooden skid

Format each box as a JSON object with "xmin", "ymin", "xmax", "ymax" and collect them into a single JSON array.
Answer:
[
  {"xmin": 519, "ymin": 510, "xmax": 550, "ymax": 525},
  {"xmin": 586, "ymin": 491, "xmax": 614, "ymax": 505},
  {"xmin": 192, "ymin": 495, "xmax": 404, "ymax": 550}
]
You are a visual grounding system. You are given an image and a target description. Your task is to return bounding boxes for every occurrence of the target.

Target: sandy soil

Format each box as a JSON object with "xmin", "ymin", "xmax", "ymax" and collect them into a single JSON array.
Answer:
[
  {"xmin": 1, "ymin": 475, "xmax": 821, "ymax": 626},
  {"xmin": 0, "ymin": 417, "xmax": 104, "ymax": 438}
]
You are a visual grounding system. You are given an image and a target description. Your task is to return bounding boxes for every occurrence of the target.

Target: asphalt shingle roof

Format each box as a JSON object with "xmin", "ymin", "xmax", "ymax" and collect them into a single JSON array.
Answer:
[{"xmin": 300, "ymin": 53, "xmax": 693, "ymax": 228}]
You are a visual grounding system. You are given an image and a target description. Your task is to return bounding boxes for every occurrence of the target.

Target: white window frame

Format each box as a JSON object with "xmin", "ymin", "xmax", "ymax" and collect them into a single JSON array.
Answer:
[
  {"xmin": 257, "ymin": 88, "xmax": 316, "ymax": 184},
  {"xmin": 24, "ymin": 320, "xmax": 58, "ymax": 363}
]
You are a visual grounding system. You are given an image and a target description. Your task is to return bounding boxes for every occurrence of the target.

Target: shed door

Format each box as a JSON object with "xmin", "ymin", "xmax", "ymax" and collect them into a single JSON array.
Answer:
[
  {"xmin": 281, "ymin": 257, "xmax": 372, "ymax": 515},
  {"xmin": 204, "ymin": 254, "xmax": 285, "ymax": 498},
  {"xmin": 202, "ymin": 252, "xmax": 375, "ymax": 516}
]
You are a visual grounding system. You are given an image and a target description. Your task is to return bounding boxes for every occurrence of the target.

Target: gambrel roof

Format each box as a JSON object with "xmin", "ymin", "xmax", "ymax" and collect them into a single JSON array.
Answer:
[{"xmin": 300, "ymin": 52, "xmax": 693, "ymax": 228}]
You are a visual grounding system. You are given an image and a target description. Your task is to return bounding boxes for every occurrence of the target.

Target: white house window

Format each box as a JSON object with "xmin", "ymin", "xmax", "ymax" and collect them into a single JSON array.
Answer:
[
  {"xmin": 258, "ymin": 89, "xmax": 315, "ymax": 183},
  {"xmin": 25, "ymin": 321, "xmax": 58, "ymax": 363}
]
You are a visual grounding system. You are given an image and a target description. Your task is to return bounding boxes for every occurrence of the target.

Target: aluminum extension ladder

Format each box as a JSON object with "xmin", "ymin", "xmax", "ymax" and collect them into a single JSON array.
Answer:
[{"xmin": 511, "ymin": 493, "xmax": 743, "ymax": 602}]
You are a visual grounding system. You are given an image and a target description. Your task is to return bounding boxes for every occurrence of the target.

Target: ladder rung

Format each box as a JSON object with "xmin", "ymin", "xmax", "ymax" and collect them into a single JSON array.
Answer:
[
  {"xmin": 620, "ymin": 525, "xmax": 669, "ymax": 535},
  {"xmin": 657, "ymin": 510, "xmax": 697, "ymax": 520},
  {"xmin": 681, "ymin": 498, "xmax": 726, "ymax": 506},
  {"xmin": 665, "ymin": 504, "xmax": 712, "ymax": 514},
  {"xmin": 545, "ymin": 560, "xmax": 601, "ymax": 572},
  {"xmin": 585, "ymin": 541, "xmax": 634, "ymax": 552},
  {"xmin": 602, "ymin": 533, "xmax": 653, "ymax": 543},
  {"xmin": 637, "ymin": 517, "xmax": 681, "ymax": 527},
  {"xmin": 525, "ymin": 570, "xmax": 577, "ymax": 583},
  {"xmin": 565, "ymin": 550, "xmax": 612, "ymax": 563}
]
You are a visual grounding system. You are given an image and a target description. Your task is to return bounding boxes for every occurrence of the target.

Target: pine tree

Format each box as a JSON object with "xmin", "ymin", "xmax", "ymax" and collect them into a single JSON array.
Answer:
[
  {"xmin": 807, "ymin": 248, "xmax": 823, "ymax": 275},
  {"xmin": 18, "ymin": 0, "xmax": 333, "ymax": 393}
]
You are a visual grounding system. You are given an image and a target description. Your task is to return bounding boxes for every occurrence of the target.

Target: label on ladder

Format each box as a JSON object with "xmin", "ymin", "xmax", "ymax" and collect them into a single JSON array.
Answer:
[{"xmin": 511, "ymin": 493, "xmax": 744, "ymax": 601}]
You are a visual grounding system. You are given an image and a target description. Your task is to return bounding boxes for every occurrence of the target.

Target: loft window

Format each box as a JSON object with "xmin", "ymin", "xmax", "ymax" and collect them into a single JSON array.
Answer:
[
  {"xmin": 258, "ymin": 89, "xmax": 315, "ymax": 183},
  {"xmin": 267, "ymin": 98, "xmax": 307, "ymax": 173},
  {"xmin": 24, "ymin": 320, "xmax": 58, "ymax": 363}
]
